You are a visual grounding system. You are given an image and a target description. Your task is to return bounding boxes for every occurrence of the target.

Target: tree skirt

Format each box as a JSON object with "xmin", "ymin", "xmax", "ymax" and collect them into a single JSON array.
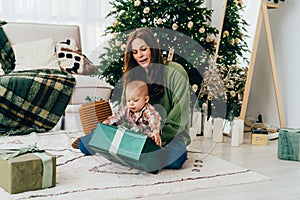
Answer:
[{"xmin": 0, "ymin": 131, "xmax": 271, "ymax": 200}]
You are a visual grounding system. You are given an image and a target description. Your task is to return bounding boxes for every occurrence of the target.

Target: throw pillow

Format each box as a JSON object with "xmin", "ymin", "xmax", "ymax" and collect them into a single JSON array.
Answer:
[
  {"xmin": 0, "ymin": 21, "xmax": 15, "ymax": 74},
  {"xmin": 12, "ymin": 38, "xmax": 60, "ymax": 71},
  {"xmin": 57, "ymin": 47, "xmax": 84, "ymax": 74},
  {"xmin": 55, "ymin": 38, "xmax": 78, "ymax": 52},
  {"xmin": 56, "ymin": 39, "xmax": 98, "ymax": 75}
]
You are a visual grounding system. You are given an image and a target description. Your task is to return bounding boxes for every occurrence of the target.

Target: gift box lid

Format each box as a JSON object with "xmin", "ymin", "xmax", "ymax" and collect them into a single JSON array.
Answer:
[
  {"xmin": 89, "ymin": 123, "xmax": 148, "ymax": 161},
  {"xmin": 280, "ymin": 128, "xmax": 300, "ymax": 133}
]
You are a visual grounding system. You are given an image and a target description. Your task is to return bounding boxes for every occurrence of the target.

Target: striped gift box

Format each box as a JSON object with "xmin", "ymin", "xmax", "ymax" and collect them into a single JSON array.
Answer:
[{"xmin": 79, "ymin": 100, "xmax": 112, "ymax": 134}]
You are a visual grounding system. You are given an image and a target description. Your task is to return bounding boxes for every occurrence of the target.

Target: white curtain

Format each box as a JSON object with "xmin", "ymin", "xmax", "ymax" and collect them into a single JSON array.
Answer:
[{"xmin": 0, "ymin": 0, "xmax": 113, "ymax": 64}]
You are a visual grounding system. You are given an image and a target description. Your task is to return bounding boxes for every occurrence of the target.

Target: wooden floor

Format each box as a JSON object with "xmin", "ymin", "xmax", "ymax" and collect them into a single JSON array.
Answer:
[{"xmin": 142, "ymin": 132, "xmax": 300, "ymax": 200}]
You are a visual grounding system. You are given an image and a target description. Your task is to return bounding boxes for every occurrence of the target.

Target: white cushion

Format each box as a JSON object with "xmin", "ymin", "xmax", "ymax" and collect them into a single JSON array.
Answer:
[
  {"xmin": 3, "ymin": 22, "xmax": 81, "ymax": 49},
  {"xmin": 69, "ymin": 75, "xmax": 114, "ymax": 104},
  {"xmin": 12, "ymin": 38, "xmax": 60, "ymax": 71}
]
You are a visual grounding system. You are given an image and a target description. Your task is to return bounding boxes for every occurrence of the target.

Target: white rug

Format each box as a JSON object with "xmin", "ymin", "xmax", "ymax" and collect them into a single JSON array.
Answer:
[{"xmin": 0, "ymin": 131, "xmax": 271, "ymax": 200}]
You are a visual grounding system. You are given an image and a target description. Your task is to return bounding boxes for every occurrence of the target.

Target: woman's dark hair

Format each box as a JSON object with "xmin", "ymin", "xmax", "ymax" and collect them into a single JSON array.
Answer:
[{"xmin": 124, "ymin": 28, "xmax": 165, "ymax": 99}]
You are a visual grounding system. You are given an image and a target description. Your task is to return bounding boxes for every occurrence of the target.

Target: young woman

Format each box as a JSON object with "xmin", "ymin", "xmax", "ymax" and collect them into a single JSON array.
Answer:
[
  {"xmin": 77, "ymin": 27, "xmax": 191, "ymax": 170},
  {"xmin": 123, "ymin": 28, "xmax": 191, "ymax": 169}
]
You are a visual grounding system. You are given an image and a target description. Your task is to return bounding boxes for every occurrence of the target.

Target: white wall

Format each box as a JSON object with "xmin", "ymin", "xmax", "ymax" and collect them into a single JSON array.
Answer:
[
  {"xmin": 0, "ymin": 0, "xmax": 113, "ymax": 63},
  {"xmin": 247, "ymin": 0, "xmax": 300, "ymax": 128}
]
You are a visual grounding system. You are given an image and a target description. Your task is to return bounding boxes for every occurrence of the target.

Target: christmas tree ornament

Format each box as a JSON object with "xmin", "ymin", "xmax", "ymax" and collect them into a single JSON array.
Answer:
[
  {"xmin": 134, "ymin": 0, "xmax": 141, "ymax": 6},
  {"xmin": 199, "ymin": 27, "xmax": 205, "ymax": 33},
  {"xmin": 120, "ymin": 44, "xmax": 126, "ymax": 51},
  {"xmin": 223, "ymin": 30, "xmax": 229, "ymax": 37},
  {"xmin": 115, "ymin": 40, "xmax": 121, "ymax": 46},
  {"xmin": 112, "ymin": 20, "xmax": 118, "ymax": 27},
  {"xmin": 172, "ymin": 23, "xmax": 178, "ymax": 30},
  {"xmin": 187, "ymin": 21, "xmax": 194, "ymax": 29},
  {"xmin": 143, "ymin": 7, "xmax": 150, "ymax": 14},
  {"xmin": 192, "ymin": 84, "xmax": 198, "ymax": 93},
  {"xmin": 206, "ymin": 36, "xmax": 211, "ymax": 42},
  {"xmin": 112, "ymin": 33, "xmax": 118, "ymax": 38},
  {"xmin": 157, "ymin": 18, "xmax": 162, "ymax": 25},
  {"xmin": 230, "ymin": 91, "xmax": 236, "ymax": 97}
]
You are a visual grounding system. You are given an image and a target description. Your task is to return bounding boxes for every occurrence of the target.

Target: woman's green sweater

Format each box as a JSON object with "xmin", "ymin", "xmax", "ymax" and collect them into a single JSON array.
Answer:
[{"xmin": 150, "ymin": 61, "xmax": 191, "ymax": 146}]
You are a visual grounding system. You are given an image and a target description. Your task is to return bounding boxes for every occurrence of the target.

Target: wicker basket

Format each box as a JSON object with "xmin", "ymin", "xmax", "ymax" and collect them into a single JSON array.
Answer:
[{"xmin": 79, "ymin": 100, "xmax": 112, "ymax": 134}]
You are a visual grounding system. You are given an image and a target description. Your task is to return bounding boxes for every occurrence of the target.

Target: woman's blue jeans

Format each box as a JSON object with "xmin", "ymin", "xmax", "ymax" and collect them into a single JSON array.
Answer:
[
  {"xmin": 78, "ymin": 132, "xmax": 95, "ymax": 155},
  {"xmin": 159, "ymin": 137, "xmax": 187, "ymax": 169}
]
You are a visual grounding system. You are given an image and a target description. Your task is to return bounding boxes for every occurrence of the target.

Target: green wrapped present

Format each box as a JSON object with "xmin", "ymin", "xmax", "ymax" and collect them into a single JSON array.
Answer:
[
  {"xmin": 278, "ymin": 128, "xmax": 300, "ymax": 162},
  {"xmin": 88, "ymin": 122, "xmax": 161, "ymax": 173},
  {"xmin": 0, "ymin": 146, "xmax": 56, "ymax": 194}
]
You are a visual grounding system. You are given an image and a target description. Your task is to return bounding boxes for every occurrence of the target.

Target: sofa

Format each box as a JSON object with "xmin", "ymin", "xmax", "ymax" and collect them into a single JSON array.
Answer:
[{"xmin": 0, "ymin": 22, "xmax": 113, "ymax": 134}]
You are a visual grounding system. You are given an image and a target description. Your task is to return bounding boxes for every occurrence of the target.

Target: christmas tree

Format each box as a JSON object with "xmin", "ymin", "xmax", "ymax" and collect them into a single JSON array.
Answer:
[
  {"xmin": 97, "ymin": 0, "xmax": 219, "ymax": 103},
  {"xmin": 194, "ymin": 0, "xmax": 249, "ymax": 119},
  {"xmin": 97, "ymin": 0, "xmax": 250, "ymax": 120},
  {"xmin": 217, "ymin": 0, "xmax": 249, "ymax": 67},
  {"xmin": 217, "ymin": 0, "xmax": 249, "ymax": 120}
]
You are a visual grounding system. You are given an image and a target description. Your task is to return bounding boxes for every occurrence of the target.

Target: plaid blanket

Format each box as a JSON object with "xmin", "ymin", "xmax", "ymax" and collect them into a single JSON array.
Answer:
[{"xmin": 0, "ymin": 69, "xmax": 76, "ymax": 135}]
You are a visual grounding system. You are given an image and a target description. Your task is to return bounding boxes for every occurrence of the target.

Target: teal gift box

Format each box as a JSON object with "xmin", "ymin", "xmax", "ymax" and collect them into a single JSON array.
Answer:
[
  {"xmin": 88, "ymin": 122, "xmax": 161, "ymax": 173},
  {"xmin": 0, "ymin": 147, "xmax": 56, "ymax": 194},
  {"xmin": 278, "ymin": 128, "xmax": 300, "ymax": 162}
]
